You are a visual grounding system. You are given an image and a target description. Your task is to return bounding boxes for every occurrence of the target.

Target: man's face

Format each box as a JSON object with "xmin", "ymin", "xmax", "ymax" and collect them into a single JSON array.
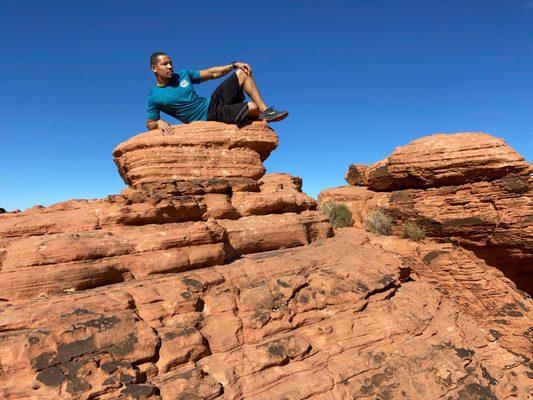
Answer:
[{"xmin": 152, "ymin": 55, "xmax": 173, "ymax": 79}]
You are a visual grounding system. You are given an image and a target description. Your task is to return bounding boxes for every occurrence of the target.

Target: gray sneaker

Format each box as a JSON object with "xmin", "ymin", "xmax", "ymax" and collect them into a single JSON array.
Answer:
[{"xmin": 258, "ymin": 107, "xmax": 289, "ymax": 122}]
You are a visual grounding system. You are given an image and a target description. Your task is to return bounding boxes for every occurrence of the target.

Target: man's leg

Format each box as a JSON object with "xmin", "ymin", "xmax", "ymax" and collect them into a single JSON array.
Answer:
[
  {"xmin": 235, "ymin": 69, "xmax": 268, "ymax": 112},
  {"xmin": 247, "ymin": 101, "xmax": 260, "ymax": 118}
]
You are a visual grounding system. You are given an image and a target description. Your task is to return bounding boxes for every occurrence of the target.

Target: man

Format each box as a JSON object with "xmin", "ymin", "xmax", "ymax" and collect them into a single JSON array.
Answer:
[{"xmin": 146, "ymin": 52, "xmax": 288, "ymax": 134}]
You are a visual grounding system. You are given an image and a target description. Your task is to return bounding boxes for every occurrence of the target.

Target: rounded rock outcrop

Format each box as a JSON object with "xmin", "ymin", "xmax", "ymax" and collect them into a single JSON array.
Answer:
[
  {"xmin": 113, "ymin": 121, "xmax": 278, "ymax": 193},
  {"xmin": 345, "ymin": 132, "xmax": 532, "ymax": 190}
]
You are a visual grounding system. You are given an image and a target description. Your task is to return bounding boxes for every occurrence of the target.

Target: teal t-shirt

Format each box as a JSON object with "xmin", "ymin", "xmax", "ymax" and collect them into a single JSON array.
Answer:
[{"xmin": 147, "ymin": 69, "xmax": 210, "ymax": 124}]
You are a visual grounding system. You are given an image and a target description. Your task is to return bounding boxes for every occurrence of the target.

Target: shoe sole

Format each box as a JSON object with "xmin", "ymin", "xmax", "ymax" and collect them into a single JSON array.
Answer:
[{"xmin": 263, "ymin": 111, "xmax": 289, "ymax": 122}]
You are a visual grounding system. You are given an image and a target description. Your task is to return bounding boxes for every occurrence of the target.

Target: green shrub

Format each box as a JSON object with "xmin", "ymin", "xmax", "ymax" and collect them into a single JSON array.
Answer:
[
  {"xmin": 320, "ymin": 202, "xmax": 353, "ymax": 228},
  {"xmin": 401, "ymin": 221, "xmax": 426, "ymax": 241},
  {"xmin": 364, "ymin": 209, "xmax": 393, "ymax": 235}
]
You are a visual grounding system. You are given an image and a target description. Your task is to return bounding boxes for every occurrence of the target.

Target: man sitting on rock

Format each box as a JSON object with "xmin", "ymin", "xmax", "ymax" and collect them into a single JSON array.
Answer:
[{"xmin": 146, "ymin": 52, "xmax": 288, "ymax": 134}]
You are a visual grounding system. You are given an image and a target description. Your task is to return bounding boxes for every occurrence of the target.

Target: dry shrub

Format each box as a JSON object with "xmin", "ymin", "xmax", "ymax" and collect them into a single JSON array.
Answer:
[
  {"xmin": 320, "ymin": 202, "xmax": 352, "ymax": 228},
  {"xmin": 402, "ymin": 221, "xmax": 426, "ymax": 241},
  {"xmin": 364, "ymin": 209, "xmax": 393, "ymax": 235}
]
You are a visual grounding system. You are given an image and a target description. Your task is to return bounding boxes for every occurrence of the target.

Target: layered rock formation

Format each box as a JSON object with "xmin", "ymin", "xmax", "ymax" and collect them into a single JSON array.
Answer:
[
  {"xmin": 319, "ymin": 132, "xmax": 532, "ymax": 294},
  {"xmin": 1, "ymin": 229, "xmax": 531, "ymax": 399},
  {"xmin": 113, "ymin": 122, "xmax": 278, "ymax": 194},
  {"xmin": 0, "ymin": 121, "xmax": 331, "ymax": 302},
  {"xmin": 1, "ymin": 125, "xmax": 531, "ymax": 399}
]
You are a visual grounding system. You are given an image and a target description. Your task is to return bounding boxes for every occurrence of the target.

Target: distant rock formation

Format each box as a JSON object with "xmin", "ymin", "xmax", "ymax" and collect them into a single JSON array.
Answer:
[
  {"xmin": 319, "ymin": 132, "xmax": 532, "ymax": 294},
  {"xmin": 0, "ymin": 126, "xmax": 531, "ymax": 399}
]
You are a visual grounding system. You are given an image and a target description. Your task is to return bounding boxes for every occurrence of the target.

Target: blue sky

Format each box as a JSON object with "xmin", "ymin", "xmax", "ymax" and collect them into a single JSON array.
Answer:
[{"xmin": 1, "ymin": 0, "xmax": 532, "ymax": 211}]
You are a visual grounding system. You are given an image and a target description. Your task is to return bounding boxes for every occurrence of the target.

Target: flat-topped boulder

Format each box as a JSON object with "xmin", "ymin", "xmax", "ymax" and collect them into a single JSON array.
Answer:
[
  {"xmin": 113, "ymin": 121, "xmax": 278, "ymax": 193},
  {"xmin": 345, "ymin": 132, "xmax": 532, "ymax": 190}
]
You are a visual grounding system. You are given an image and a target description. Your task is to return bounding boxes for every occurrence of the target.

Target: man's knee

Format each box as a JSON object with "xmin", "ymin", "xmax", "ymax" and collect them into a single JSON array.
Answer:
[{"xmin": 235, "ymin": 68, "xmax": 247, "ymax": 85}]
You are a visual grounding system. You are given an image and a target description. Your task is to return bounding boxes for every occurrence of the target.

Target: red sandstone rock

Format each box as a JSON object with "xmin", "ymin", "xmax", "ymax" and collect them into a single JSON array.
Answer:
[
  {"xmin": 259, "ymin": 173, "xmax": 303, "ymax": 193},
  {"xmin": 345, "ymin": 132, "xmax": 532, "ymax": 190},
  {"xmin": 0, "ymin": 229, "xmax": 531, "ymax": 399},
  {"xmin": 230, "ymin": 173, "xmax": 316, "ymax": 216},
  {"xmin": 321, "ymin": 132, "xmax": 532, "ymax": 295},
  {"xmin": 1, "ymin": 125, "xmax": 531, "ymax": 399},
  {"xmin": 218, "ymin": 211, "xmax": 332, "ymax": 256},
  {"xmin": 0, "ymin": 124, "xmax": 327, "ymax": 303},
  {"xmin": 318, "ymin": 185, "xmax": 388, "ymax": 229},
  {"xmin": 231, "ymin": 191, "xmax": 316, "ymax": 217},
  {"xmin": 113, "ymin": 121, "xmax": 278, "ymax": 192},
  {"xmin": 200, "ymin": 194, "xmax": 240, "ymax": 220},
  {"xmin": 320, "ymin": 176, "xmax": 533, "ymax": 294}
]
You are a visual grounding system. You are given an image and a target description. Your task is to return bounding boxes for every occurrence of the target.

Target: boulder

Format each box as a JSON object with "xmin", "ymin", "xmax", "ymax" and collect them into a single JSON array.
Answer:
[
  {"xmin": 218, "ymin": 211, "xmax": 331, "ymax": 256},
  {"xmin": 113, "ymin": 121, "xmax": 278, "ymax": 193},
  {"xmin": 259, "ymin": 173, "xmax": 303, "ymax": 193},
  {"xmin": 231, "ymin": 173, "xmax": 316, "ymax": 216},
  {"xmin": 320, "ymin": 132, "xmax": 532, "ymax": 294},
  {"xmin": 345, "ymin": 132, "xmax": 532, "ymax": 190}
]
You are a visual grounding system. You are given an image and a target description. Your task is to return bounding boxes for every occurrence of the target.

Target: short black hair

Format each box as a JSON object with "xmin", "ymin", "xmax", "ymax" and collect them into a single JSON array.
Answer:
[{"xmin": 149, "ymin": 52, "xmax": 168, "ymax": 67}]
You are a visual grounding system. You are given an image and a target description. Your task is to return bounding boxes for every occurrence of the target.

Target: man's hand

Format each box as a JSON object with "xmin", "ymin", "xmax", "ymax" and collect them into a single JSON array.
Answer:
[
  {"xmin": 156, "ymin": 119, "xmax": 173, "ymax": 135},
  {"xmin": 200, "ymin": 62, "xmax": 253, "ymax": 81},
  {"xmin": 234, "ymin": 62, "xmax": 252, "ymax": 76}
]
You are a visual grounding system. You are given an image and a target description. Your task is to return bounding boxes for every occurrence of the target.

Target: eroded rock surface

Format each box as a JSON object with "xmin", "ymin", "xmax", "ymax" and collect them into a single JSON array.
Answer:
[
  {"xmin": 1, "ymin": 126, "xmax": 531, "ymax": 399},
  {"xmin": 0, "ymin": 229, "xmax": 531, "ymax": 399},
  {"xmin": 113, "ymin": 121, "xmax": 278, "ymax": 193},
  {"xmin": 320, "ymin": 132, "xmax": 532, "ymax": 294},
  {"xmin": 0, "ymin": 123, "xmax": 331, "ymax": 302}
]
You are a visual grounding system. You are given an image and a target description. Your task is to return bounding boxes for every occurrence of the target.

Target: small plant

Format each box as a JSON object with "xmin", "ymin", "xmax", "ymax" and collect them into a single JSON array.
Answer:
[
  {"xmin": 320, "ymin": 202, "xmax": 353, "ymax": 228},
  {"xmin": 402, "ymin": 221, "xmax": 426, "ymax": 241},
  {"xmin": 364, "ymin": 209, "xmax": 393, "ymax": 235}
]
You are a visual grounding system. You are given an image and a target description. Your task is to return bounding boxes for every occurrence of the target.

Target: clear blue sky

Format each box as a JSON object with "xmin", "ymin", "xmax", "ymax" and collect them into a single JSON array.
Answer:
[{"xmin": 1, "ymin": 0, "xmax": 532, "ymax": 211}]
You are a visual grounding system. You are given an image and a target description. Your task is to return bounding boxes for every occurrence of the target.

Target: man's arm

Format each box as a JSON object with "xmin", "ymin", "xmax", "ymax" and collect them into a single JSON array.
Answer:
[
  {"xmin": 199, "ymin": 62, "xmax": 252, "ymax": 81},
  {"xmin": 147, "ymin": 119, "xmax": 173, "ymax": 135},
  {"xmin": 147, "ymin": 96, "xmax": 173, "ymax": 134}
]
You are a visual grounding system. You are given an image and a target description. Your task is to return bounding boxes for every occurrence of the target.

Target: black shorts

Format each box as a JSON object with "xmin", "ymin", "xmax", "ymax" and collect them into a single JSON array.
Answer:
[{"xmin": 207, "ymin": 73, "xmax": 249, "ymax": 125}]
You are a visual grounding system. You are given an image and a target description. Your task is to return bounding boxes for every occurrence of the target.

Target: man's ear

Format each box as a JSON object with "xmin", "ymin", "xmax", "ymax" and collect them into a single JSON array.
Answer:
[{"xmin": 151, "ymin": 65, "xmax": 157, "ymax": 74}]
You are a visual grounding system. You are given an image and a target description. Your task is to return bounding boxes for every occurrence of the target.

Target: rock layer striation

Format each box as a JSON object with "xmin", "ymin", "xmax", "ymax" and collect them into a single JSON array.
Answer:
[{"xmin": 113, "ymin": 121, "xmax": 279, "ymax": 193}]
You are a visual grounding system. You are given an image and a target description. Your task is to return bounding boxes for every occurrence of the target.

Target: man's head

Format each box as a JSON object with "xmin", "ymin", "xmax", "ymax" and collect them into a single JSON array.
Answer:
[{"xmin": 150, "ymin": 52, "xmax": 173, "ymax": 80}]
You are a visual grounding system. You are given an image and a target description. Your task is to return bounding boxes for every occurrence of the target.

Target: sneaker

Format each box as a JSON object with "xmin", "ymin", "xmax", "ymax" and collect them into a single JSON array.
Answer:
[{"xmin": 258, "ymin": 106, "xmax": 289, "ymax": 122}]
